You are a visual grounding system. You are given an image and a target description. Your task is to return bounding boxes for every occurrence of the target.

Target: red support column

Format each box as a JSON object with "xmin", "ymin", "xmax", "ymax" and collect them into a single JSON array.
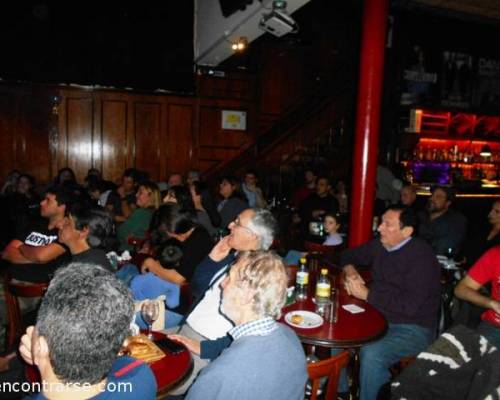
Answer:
[{"xmin": 348, "ymin": 0, "xmax": 390, "ymax": 248}]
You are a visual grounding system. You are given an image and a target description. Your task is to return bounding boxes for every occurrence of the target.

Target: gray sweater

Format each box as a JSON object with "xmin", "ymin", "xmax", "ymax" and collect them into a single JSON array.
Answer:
[{"xmin": 185, "ymin": 324, "xmax": 307, "ymax": 400}]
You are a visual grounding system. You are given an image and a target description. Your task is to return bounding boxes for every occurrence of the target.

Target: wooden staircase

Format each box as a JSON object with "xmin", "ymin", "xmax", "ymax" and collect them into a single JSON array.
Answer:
[{"xmin": 203, "ymin": 63, "xmax": 357, "ymax": 196}]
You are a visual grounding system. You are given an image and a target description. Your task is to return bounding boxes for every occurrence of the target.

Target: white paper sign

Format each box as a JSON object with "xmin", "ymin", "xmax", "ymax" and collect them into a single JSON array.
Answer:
[{"xmin": 222, "ymin": 110, "xmax": 246, "ymax": 130}]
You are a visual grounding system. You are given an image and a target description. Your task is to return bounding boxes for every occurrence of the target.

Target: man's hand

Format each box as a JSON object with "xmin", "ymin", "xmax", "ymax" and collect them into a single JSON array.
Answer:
[
  {"xmin": 343, "ymin": 264, "xmax": 365, "ymax": 284},
  {"xmin": 345, "ymin": 277, "xmax": 369, "ymax": 300},
  {"xmin": 167, "ymin": 334, "xmax": 200, "ymax": 356},
  {"xmin": 209, "ymin": 236, "xmax": 232, "ymax": 262},
  {"xmin": 19, "ymin": 326, "xmax": 34, "ymax": 365},
  {"xmin": 489, "ymin": 299, "xmax": 500, "ymax": 315},
  {"xmin": 141, "ymin": 258, "xmax": 162, "ymax": 274}
]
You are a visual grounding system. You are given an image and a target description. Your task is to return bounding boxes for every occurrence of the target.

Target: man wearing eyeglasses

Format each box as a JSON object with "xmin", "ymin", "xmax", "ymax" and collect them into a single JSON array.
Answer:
[{"xmin": 166, "ymin": 208, "xmax": 278, "ymax": 395}]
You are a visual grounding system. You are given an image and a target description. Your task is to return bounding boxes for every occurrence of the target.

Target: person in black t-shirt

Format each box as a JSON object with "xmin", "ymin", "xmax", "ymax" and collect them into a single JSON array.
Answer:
[
  {"xmin": 57, "ymin": 204, "xmax": 115, "ymax": 271},
  {"xmin": 141, "ymin": 203, "xmax": 213, "ymax": 284},
  {"xmin": 2, "ymin": 186, "xmax": 76, "ymax": 283}
]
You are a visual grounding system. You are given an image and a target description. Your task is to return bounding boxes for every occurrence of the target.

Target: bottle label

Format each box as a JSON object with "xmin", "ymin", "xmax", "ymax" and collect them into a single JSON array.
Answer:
[
  {"xmin": 296, "ymin": 271, "xmax": 309, "ymax": 285},
  {"xmin": 315, "ymin": 283, "xmax": 330, "ymax": 298}
]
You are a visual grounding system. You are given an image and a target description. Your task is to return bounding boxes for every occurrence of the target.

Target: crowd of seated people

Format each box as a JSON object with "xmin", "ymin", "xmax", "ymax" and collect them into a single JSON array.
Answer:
[{"xmin": 0, "ymin": 165, "xmax": 499, "ymax": 400}]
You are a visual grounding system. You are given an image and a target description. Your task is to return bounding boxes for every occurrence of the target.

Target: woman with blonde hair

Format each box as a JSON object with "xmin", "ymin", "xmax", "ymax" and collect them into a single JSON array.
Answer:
[{"xmin": 117, "ymin": 181, "xmax": 160, "ymax": 251}]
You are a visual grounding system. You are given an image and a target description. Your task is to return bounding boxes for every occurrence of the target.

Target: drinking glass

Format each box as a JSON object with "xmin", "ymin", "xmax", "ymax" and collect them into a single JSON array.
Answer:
[{"xmin": 141, "ymin": 300, "xmax": 160, "ymax": 339}]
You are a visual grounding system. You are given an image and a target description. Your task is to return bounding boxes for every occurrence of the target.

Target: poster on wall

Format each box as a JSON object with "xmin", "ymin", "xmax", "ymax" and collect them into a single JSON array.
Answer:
[
  {"xmin": 221, "ymin": 110, "xmax": 247, "ymax": 130},
  {"xmin": 440, "ymin": 51, "xmax": 474, "ymax": 109},
  {"xmin": 473, "ymin": 57, "xmax": 500, "ymax": 113},
  {"xmin": 400, "ymin": 45, "xmax": 438, "ymax": 106}
]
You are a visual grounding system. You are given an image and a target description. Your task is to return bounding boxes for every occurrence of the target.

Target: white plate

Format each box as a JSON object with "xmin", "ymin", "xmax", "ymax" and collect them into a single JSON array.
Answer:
[{"xmin": 284, "ymin": 311, "xmax": 324, "ymax": 329}]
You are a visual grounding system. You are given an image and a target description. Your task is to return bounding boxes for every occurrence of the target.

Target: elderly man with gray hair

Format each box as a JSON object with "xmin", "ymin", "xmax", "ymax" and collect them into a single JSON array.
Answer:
[
  {"xmin": 185, "ymin": 250, "xmax": 307, "ymax": 400},
  {"xmin": 167, "ymin": 208, "xmax": 279, "ymax": 394}
]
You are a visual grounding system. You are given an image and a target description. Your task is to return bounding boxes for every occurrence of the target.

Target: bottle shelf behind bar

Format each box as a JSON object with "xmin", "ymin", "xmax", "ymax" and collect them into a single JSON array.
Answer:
[{"xmin": 399, "ymin": 137, "xmax": 500, "ymax": 184}]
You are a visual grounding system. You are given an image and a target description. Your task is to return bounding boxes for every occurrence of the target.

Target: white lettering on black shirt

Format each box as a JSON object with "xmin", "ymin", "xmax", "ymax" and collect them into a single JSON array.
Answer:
[{"xmin": 24, "ymin": 232, "xmax": 58, "ymax": 247}]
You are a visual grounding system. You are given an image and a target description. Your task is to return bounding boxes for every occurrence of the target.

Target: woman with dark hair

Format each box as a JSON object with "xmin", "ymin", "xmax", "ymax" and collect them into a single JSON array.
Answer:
[
  {"xmin": 1, "ymin": 169, "xmax": 20, "ymax": 196},
  {"xmin": 190, "ymin": 181, "xmax": 218, "ymax": 238},
  {"xmin": 163, "ymin": 185, "xmax": 195, "ymax": 211},
  {"xmin": 12, "ymin": 173, "xmax": 40, "ymax": 218},
  {"xmin": 140, "ymin": 203, "xmax": 212, "ymax": 284},
  {"xmin": 1, "ymin": 174, "xmax": 40, "ymax": 248},
  {"xmin": 54, "ymin": 167, "xmax": 77, "ymax": 186},
  {"xmin": 217, "ymin": 176, "xmax": 248, "ymax": 229}
]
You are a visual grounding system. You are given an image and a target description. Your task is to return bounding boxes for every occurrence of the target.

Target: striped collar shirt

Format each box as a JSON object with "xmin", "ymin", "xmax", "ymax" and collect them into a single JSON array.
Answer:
[{"xmin": 229, "ymin": 317, "xmax": 277, "ymax": 341}]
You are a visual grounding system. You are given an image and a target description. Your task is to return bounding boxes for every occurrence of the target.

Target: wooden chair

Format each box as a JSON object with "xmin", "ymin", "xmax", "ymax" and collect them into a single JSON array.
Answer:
[
  {"xmin": 4, "ymin": 276, "xmax": 48, "ymax": 350},
  {"xmin": 307, "ymin": 351, "xmax": 350, "ymax": 400}
]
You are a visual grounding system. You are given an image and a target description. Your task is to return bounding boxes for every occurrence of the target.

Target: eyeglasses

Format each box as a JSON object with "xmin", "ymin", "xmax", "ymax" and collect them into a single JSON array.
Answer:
[{"xmin": 232, "ymin": 217, "xmax": 256, "ymax": 235}]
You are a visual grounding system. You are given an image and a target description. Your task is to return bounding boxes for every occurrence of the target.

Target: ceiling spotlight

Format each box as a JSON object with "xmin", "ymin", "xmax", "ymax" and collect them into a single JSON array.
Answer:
[{"xmin": 231, "ymin": 37, "xmax": 248, "ymax": 52}]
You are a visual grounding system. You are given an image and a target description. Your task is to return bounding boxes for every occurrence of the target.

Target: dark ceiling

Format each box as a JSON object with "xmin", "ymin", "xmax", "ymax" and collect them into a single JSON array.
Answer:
[
  {"xmin": 0, "ymin": 2, "xmax": 194, "ymax": 92},
  {"xmin": 1, "ymin": 1, "xmax": 499, "ymax": 93}
]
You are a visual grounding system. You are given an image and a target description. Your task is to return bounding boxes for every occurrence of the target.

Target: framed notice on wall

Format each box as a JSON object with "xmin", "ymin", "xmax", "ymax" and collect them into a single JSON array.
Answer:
[{"xmin": 221, "ymin": 110, "xmax": 246, "ymax": 130}]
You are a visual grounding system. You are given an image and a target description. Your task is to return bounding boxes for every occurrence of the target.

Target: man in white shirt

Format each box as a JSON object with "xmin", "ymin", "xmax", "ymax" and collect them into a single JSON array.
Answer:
[{"xmin": 167, "ymin": 208, "xmax": 278, "ymax": 394}]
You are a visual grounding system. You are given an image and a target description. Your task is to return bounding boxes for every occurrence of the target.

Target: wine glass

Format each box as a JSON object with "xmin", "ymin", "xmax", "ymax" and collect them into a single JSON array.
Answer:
[{"xmin": 141, "ymin": 300, "xmax": 160, "ymax": 339}]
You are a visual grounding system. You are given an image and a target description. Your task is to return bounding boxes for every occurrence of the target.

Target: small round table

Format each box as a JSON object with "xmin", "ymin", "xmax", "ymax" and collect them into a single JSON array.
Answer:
[
  {"xmin": 281, "ymin": 270, "xmax": 387, "ymax": 400},
  {"xmin": 281, "ymin": 290, "xmax": 387, "ymax": 348},
  {"xmin": 149, "ymin": 331, "xmax": 193, "ymax": 396}
]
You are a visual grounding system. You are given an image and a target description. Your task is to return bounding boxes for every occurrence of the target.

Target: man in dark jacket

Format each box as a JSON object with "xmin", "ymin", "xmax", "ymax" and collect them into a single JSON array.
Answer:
[{"xmin": 340, "ymin": 205, "xmax": 441, "ymax": 400}]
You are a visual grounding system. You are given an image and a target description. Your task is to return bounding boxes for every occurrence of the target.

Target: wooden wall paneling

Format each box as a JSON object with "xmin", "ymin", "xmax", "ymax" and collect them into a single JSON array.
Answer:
[
  {"xmin": 197, "ymin": 72, "xmax": 257, "ymax": 101},
  {"xmin": 198, "ymin": 105, "xmax": 250, "ymax": 149},
  {"xmin": 92, "ymin": 95, "xmax": 103, "ymax": 176},
  {"xmin": 196, "ymin": 96, "xmax": 256, "ymax": 176},
  {"xmin": 0, "ymin": 90, "xmax": 15, "ymax": 180},
  {"xmin": 100, "ymin": 95, "xmax": 129, "ymax": 183},
  {"xmin": 18, "ymin": 88, "xmax": 53, "ymax": 183},
  {"xmin": 0, "ymin": 86, "xmax": 53, "ymax": 184},
  {"xmin": 63, "ymin": 95, "xmax": 94, "ymax": 183},
  {"xmin": 258, "ymin": 44, "xmax": 304, "ymax": 121},
  {"xmin": 165, "ymin": 102, "xmax": 194, "ymax": 177},
  {"xmin": 133, "ymin": 101, "xmax": 162, "ymax": 181}
]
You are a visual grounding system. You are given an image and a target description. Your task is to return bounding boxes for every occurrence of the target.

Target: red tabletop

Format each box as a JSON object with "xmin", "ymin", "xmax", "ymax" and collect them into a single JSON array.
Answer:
[
  {"xmin": 148, "ymin": 331, "xmax": 193, "ymax": 395},
  {"xmin": 281, "ymin": 269, "xmax": 387, "ymax": 349}
]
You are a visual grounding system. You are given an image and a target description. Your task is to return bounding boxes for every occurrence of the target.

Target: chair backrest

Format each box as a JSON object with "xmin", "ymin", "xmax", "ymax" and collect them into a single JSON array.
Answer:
[
  {"xmin": 307, "ymin": 351, "xmax": 350, "ymax": 400},
  {"xmin": 304, "ymin": 241, "xmax": 338, "ymax": 254},
  {"xmin": 4, "ymin": 276, "xmax": 48, "ymax": 350}
]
